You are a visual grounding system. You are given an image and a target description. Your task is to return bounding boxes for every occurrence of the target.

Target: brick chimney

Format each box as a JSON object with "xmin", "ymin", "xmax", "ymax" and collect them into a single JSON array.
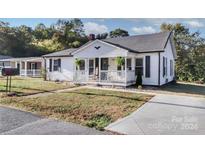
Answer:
[{"xmin": 89, "ymin": 34, "xmax": 95, "ymax": 40}]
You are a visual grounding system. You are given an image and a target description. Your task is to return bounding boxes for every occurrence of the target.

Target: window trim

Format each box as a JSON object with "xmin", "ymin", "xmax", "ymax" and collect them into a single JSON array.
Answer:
[
  {"xmin": 53, "ymin": 59, "xmax": 61, "ymax": 72},
  {"xmin": 135, "ymin": 58, "xmax": 143, "ymax": 76}
]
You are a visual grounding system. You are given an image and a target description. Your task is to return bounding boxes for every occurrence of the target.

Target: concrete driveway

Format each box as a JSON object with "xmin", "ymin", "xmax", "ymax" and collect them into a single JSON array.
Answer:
[
  {"xmin": 106, "ymin": 94, "xmax": 205, "ymax": 135},
  {"xmin": 0, "ymin": 106, "xmax": 108, "ymax": 135}
]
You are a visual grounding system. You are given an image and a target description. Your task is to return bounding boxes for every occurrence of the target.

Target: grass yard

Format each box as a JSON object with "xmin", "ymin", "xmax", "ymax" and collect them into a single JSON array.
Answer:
[
  {"xmin": 160, "ymin": 82, "xmax": 205, "ymax": 97},
  {"xmin": 0, "ymin": 88, "xmax": 152, "ymax": 130},
  {"xmin": 0, "ymin": 77, "xmax": 75, "ymax": 97}
]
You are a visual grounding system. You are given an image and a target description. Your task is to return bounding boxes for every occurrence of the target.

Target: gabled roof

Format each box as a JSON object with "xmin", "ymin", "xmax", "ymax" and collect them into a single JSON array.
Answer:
[
  {"xmin": 0, "ymin": 55, "xmax": 12, "ymax": 60},
  {"xmin": 43, "ymin": 48, "xmax": 77, "ymax": 57},
  {"xmin": 102, "ymin": 31, "xmax": 172, "ymax": 53}
]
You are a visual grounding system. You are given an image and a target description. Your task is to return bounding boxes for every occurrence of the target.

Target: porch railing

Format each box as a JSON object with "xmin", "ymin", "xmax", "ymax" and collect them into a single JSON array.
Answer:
[
  {"xmin": 127, "ymin": 70, "xmax": 135, "ymax": 82},
  {"xmin": 20, "ymin": 69, "xmax": 42, "ymax": 77},
  {"xmin": 74, "ymin": 70, "xmax": 136, "ymax": 84},
  {"xmin": 100, "ymin": 70, "xmax": 125, "ymax": 83},
  {"xmin": 74, "ymin": 70, "xmax": 88, "ymax": 82}
]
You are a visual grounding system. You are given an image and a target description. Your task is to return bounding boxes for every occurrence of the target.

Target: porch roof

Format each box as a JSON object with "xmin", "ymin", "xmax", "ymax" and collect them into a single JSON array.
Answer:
[
  {"xmin": 0, "ymin": 57, "xmax": 43, "ymax": 62},
  {"xmin": 0, "ymin": 55, "xmax": 12, "ymax": 60}
]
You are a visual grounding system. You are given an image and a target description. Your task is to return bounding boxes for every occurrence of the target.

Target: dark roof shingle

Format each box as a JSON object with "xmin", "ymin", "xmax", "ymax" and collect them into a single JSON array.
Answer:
[
  {"xmin": 43, "ymin": 48, "xmax": 77, "ymax": 57},
  {"xmin": 102, "ymin": 31, "xmax": 171, "ymax": 52},
  {"xmin": 0, "ymin": 55, "xmax": 12, "ymax": 60}
]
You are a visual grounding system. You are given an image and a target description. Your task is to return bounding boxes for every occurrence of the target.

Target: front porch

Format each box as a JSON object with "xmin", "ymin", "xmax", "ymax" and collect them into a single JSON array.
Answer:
[
  {"xmin": 11, "ymin": 57, "xmax": 43, "ymax": 77},
  {"xmin": 74, "ymin": 57, "xmax": 136, "ymax": 87}
]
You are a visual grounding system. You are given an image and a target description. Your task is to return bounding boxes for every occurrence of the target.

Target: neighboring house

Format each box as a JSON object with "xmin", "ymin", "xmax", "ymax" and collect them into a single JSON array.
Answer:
[
  {"xmin": 0, "ymin": 55, "xmax": 12, "ymax": 68},
  {"xmin": 0, "ymin": 57, "xmax": 43, "ymax": 77},
  {"xmin": 43, "ymin": 49, "xmax": 76, "ymax": 81},
  {"xmin": 0, "ymin": 55, "xmax": 13, "ymax": 75},
  {"xmin": 44, "ymin": 31, "xmax": 176, "ymax": 86}
]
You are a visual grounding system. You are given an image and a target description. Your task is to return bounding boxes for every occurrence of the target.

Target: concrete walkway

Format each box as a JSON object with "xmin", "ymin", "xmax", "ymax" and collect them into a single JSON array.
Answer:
[
  {"xmin": 105, "ymin": 94, "xmax": 205, "ymax": 135},
  {"xmin": 0, "ymin": 106, "xmax": 109, "ymax": 135}
]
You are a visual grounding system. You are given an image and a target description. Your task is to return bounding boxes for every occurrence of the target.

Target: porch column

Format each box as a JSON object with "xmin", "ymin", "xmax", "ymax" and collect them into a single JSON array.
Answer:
[
  {"xmin": 125, "ymin": 57, "xmax": 127, "ymax": 84},
  {"xmin": 131, "ymin": 57, "xmax": 135, "ymax": 71},
  {"xmin": 19, "ymin": 61, "xmax": 22, "ymax": 76},
  {"xmin": 85, "ymin": 58, "xmax": 89, "ymax": 81},
  {"xmin": 25, "ymin": 61, "xmax": 27, "ymax": 76},
  {"xmin": 99, "ymin": 57, "xmax": 101, "ymax": 82}
]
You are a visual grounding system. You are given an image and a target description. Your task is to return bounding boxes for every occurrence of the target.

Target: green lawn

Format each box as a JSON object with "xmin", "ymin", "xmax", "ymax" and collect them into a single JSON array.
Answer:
[
  {"xmin": 0, "ymin": 77, "xmax": 75, "ymax": 96},
  {"xmin": 0, "ymin": 88, "xmax": 152, "ymax": 130},
  {"xmin": 160, "ymin": 82, "xmax": 205, "ymax": 97}
]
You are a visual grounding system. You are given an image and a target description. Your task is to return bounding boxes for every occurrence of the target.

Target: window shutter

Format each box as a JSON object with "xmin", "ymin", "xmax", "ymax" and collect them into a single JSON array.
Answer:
[
  {"xmin": 49, "ymin": 59, "xmax": 52, "ymax": 72},
  {"xmin": 163, "ymin": 57, "xmax": 165, "ymax": 77},
  {"xmin": 165, "ymin": 58, "xmax": 167, "ymax": 76},
  {"xmin": 145, "ymin": 56, "xmax": 150, "ymax": 78},
  {"xmin": 58, "ymin": 59, "xmax": 61, "ymax": 71}
]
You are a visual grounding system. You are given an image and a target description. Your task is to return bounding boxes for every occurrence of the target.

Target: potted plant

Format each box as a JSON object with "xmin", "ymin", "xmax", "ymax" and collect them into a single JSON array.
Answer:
[
  {"xmin": 115, "ymin": 57, "xmax": 125, "ymax": 70},
  {"xmin": 75, "ymin": 58, "xmax": 81, "ymax": 70},
  {"xmin": 136, "ymin": 71, "xmax": 142, "ymax": 89}
]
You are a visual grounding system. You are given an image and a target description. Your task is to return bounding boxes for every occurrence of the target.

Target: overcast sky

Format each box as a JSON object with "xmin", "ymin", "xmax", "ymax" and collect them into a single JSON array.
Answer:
[{"xmin": 1, "ymin": 18, "xmax": 205, "ymax": 37}]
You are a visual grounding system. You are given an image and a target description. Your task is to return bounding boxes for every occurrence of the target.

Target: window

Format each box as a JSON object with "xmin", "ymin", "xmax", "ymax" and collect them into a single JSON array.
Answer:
[
  {"xmin": 49, "ymin": 59, "xmax": 52, "ymax": 72},
  {"xmin": 101, "ymin": 58, "xmax": 109, "ymax": 70},
  {"xmin": 89, "ymin": 59, "xmax": 94, "ymax": 75},
  {"xmin": 135, "ymin": 58, "xmax": 143, "ymax": 76},
  {"xmin": 170, "ymin": 60, "xmax": 173, "ymax": 76},
  {"xmin": 145, "ymin": 56, "xmax": 150, "ymax": 78},
  {"xmin": 53, "ymin": 59, "xmax": 61, "ymax": 71},
  {"xmin": 127, "ymin": 58, "xmax": 132, "ymax": 70}
]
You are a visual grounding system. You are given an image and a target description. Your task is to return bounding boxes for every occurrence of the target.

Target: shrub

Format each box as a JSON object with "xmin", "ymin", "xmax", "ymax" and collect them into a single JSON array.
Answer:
[{"xmin": 136, "ymin": 71, "xmax": 142, "ymax": 88}]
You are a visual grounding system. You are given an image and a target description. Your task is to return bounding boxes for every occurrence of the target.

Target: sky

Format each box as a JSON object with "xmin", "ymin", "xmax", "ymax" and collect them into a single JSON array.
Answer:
[{"xmin": 1, "ymin": 18, "xmax": 205, "ymax": 37}]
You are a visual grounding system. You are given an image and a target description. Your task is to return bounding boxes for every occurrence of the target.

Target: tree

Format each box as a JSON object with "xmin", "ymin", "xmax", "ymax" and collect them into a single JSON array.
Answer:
[
  {"xmin": 160, "ymin": 23, "xmax": 205, "ymax": 83},
  {"xmin": 96, "ymin": 33, "xmax": 108, "ymax": 39},
  {"xmin": 33, "ymin": 23, "xmax": 50, "ymax": 40},
  {"xmin": 109, "ymin": 28, "xmax": 129, "ymax": 38}
]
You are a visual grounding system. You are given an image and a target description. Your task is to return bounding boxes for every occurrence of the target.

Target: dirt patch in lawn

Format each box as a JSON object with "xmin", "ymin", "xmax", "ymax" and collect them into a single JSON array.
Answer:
[{"xmin": 0, "ymin": 88, "xmax": 153, "ymax": 130}]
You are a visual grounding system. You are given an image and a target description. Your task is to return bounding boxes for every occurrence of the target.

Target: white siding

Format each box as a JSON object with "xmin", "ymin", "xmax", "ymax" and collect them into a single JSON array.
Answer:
[
  {"xmin": 128, "ymin": 52, "xmax": 159, "ymax": 85},
  {"xmin": 74, "ymin": 40, "xmax": 128, "ymax": 58},
  {"xmin": 46, "ymin": 57, "xmax": 74, "ymax": 81},
  {"xmin": 160, "ymin": 39, "xmax": 175, "ymax": 85}
]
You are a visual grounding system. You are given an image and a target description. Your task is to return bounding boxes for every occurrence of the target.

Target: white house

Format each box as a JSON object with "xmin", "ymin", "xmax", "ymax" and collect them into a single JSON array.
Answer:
[
  {"xmin": 0, "ymin": 57, "xmax": 43, "ymax": 77},
  {"xmin": 43, "ymin": 49, "xmax": 76, "ymax": 81},
  {"xmin": 43, "ymin": 31, "xmax": 176, "ymax": 86}
]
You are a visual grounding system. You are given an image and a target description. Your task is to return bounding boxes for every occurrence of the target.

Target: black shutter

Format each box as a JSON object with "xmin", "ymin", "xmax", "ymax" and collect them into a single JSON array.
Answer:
[
  {"xmin": 145, "ymin": 56, "xmax": 150, "ymax": 78},
  {"xmin": 163, "ymin": 57, "xmax": 165, "ymax": 77},
  {"xmin": 49, "ymin": 59, "xmax": 52, "ymax": 72},
  {"xmin": 58, "ymin": 59, "xmax": 61, "ymax": 71}
]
